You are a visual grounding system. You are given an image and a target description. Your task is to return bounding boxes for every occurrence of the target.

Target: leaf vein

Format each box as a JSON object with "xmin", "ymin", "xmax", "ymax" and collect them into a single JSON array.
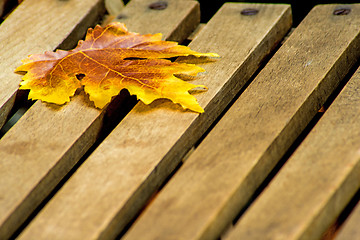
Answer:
[{"xmin": 79, "ymin": 51, "xmax": 157, "ymax": 90}]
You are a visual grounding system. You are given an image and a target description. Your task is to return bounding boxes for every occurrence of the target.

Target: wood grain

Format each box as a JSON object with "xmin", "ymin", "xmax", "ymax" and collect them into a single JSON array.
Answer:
[
  {"xmin": 18, "ymin": 3, "xmax": 292, "ymax": 240},
  {"xmin": 118, "ymin": 0, "xmax": 200, "ymax": 42},
  {"xmin": 104, "ymin": 0, "xmax": 124, "ymax": 16},
  {"xmin": 0, "ymin": 0, "xmax": 199, "ymax": 239},
  {"xmin": 225, "ymin": 63, "xmax": 360, "ymax": 240},
  {"xmin": 336, "ymin": 199, "xmax": 360, "ymax": 239},
  {"xmin": 0, "ymin": 0, "xmax": 105, "ymax": 129},
  {"xmin": 0, "ymin": 0, "xmax": 106, "ymax": 238},
  {"xmin": 123, "ymin": 4, "xmax": 360, "ymax": 240}
]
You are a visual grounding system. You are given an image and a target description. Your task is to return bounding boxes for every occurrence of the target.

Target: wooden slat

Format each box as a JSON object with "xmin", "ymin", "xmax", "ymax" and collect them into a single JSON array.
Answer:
[
  {"xmin": 0, "ymin": 0, "xmax": 106, "ymax": 238},
  {"xmin": 118, "ymin": 0, "xmax": 199, "ymax": 42},
  {"xmin": 122, "ymin": 4, "xmax": 360, "ymax": 240},
  {"xmin": 0, "ymin": 0, "xmax": 199, "ymax": 239},
  {"xmin": 104, "ymin": 0, "xmax": 124, "ymax": 16},
  {"xmin": 336, "ymin": 200, "xmax": 360, "ymax": 239},
  {"xmin": 225, "ymin": 64, "xmax": 360, "ymax": 240},
  {"xmin": 18, "ymin": 3, "xmax": 292, "ymax": 240},
  {"xmin": 0, "ymin": 0, "xmax": 105, "ymax": 129}
]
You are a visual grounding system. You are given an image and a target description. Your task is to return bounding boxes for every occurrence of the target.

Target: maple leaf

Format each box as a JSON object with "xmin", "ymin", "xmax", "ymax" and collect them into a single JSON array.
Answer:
[{"xmin": 15, "ymin": 22, "xmax": 218, "ymax": 113}]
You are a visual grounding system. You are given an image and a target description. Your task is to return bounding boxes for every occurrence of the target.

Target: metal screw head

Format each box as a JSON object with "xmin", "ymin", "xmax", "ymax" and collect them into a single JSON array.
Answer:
[
  {"xmin": 149, "ymin": 1, "xmax": 168, "ymax": 10},
  {"xmin": 241, "ymin": 8, "xmax": 259, "ymax": 16},
  {"xmin": 333, "ymin": 8, "xmax": 351, "ymax": 15}
]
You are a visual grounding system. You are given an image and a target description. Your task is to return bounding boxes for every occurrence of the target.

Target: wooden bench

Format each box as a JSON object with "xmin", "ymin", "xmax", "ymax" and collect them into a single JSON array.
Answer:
[{"xmin": 0, "ymin": 0, "xmax": 359, "ymax": 239}]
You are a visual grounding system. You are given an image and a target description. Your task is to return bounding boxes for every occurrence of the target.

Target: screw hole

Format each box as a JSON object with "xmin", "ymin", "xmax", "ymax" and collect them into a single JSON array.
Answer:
[
  {"xmin": 149, "ymin": 1, "xmax": 168, "ymax": 10},
  {"xmin": 241, "ymin": 8, "xmax": 259, "ymax": 16},
  {"xmin": 333, "ymin": 8, "xmax": 351, "ymax": 15}
]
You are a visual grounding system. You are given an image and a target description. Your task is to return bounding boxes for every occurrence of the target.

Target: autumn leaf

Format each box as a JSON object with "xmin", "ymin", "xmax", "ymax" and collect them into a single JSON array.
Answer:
[{"xmin": 15, "ymin": 22, "xmax": 218, "ymax": 113}]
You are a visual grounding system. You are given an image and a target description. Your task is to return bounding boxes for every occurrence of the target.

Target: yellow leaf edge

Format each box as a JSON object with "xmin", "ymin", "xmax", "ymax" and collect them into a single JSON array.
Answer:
[{"xmin": 14, "ymin": 25, "xmax": 220, "ymax": 113}]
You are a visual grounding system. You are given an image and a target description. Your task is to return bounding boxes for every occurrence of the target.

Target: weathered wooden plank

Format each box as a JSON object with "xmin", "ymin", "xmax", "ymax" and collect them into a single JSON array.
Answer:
[
  {"xmin": 0, "ymin": 0, "xmax": 105, "ymax": 129},
  {"xmin": 336, "ymin": 199, "xmax": 360, "ymax": 239},
  {"xmin": 118, "ymin": 0, "xmax": 199, "ymax": 42},
  {"xmin": 187, "ymin": 23, "xmax": 205, "ymax": 41},
  {"xmin": 225, "ymin": 65, "xmax": 360, "ymax": 240},
  {"xmin": 0, "ymin": 0, "xmax": 199, "ymax": 239},
  {"xmin": 121, "ymin": 4, "xmax": 360, "ymax": 240},
  {"xmin": 104, "ymin": 0, "xmax": 124, "ymax": 16},
  {"xmin": 0, "ymin": 0, "xmax": 107, "ymax": 238},
  {"xmin": 18, "ymin": 3, "xmax": 292, "ymax": 240}
]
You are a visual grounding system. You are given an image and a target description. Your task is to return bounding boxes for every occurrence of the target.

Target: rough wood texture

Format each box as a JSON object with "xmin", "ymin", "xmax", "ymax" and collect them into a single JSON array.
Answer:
[
  {"xmin": 0, "ymin": 1, "xmax": 199, "ymax": 240},
  {"xmin": 122, "ymin": 4, "xmax": 360, "ymax": 240},
  {"xmin": 119, "ymin": 0, "xmax": 200, "ymax": 42},
  {"xmin": 0, "ymin": 1, "xmax": 199, "ymax": 239},
  {"xmin": 18, "ymin": 3, "xmax": 292, "ymax": 240},
  {"xmin": 336, "ymin": 199, "xmax": 360, "ymax": 240},
  {"xmin": 104, "ymin": 0, "xmax": 124, "ymax": 16},
  {"xmin": 225, "ymin": 64, "xmax": 360, "ymax": 240},
  {"xmin": 0, "ymin": 0, "xmax": 106, "ymax": 238},
  {"xmin": 0, "ymin": 0, "xmax": 105, "ymax": 129}
]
